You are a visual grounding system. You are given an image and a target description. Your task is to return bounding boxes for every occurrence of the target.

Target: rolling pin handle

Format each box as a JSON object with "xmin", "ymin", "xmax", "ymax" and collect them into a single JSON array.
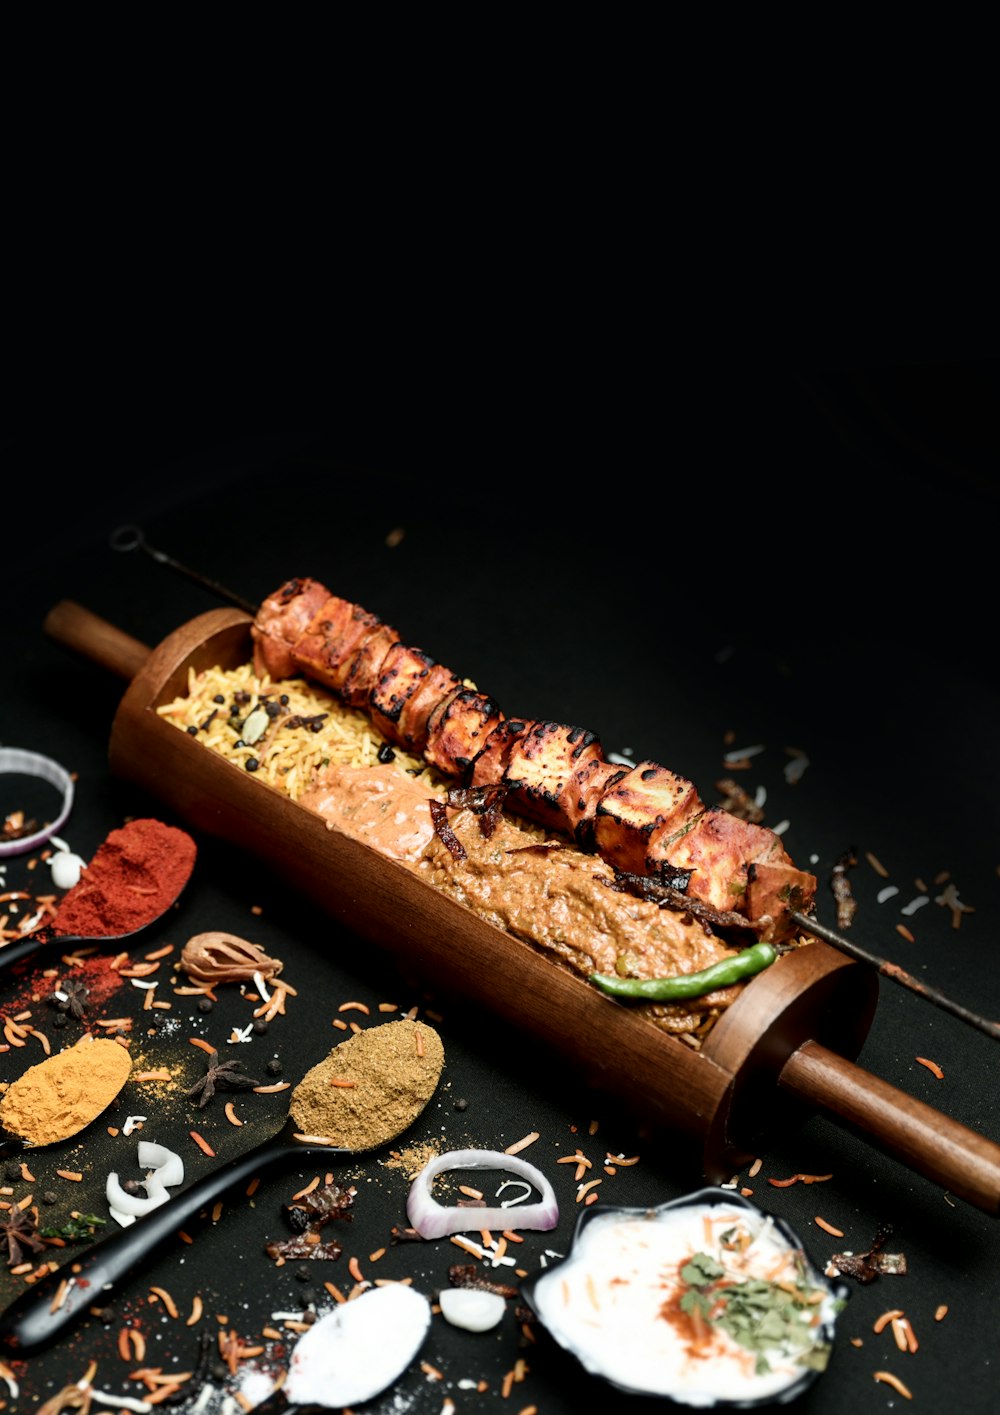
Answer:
[
  {"xmin": 43, "ymin": 601, "xmax": 151, "ymax": 681},
  {"xmin": 779, "ymin": 1039, "xmax": 1000, "ymax": 1215}
]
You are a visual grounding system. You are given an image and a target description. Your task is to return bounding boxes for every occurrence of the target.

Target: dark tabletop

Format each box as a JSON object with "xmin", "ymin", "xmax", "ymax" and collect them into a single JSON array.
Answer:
[{"xmin": 2, "ymin": 358, "xmax": 999, "ymax": 1413}]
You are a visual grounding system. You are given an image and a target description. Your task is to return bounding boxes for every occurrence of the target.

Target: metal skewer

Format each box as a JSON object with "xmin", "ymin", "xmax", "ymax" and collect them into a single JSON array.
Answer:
[
  {"xmin": 111, "ymin": 530, "xmax": 999, "ymax": 1044},
  {"xmin": 110, "ymin": 525, "xmax": 258, "ymax": 617},
  {"xmin": 791, "ymin": 910, "xmax": 1000, "ymax": 1042}
]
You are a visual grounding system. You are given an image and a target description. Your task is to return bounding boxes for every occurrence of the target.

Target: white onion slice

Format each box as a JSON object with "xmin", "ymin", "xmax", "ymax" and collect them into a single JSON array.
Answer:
[
  {"xmin": 406, "ymin": 1148, "xmax": 559, "ymax": 1239},
  {"xmin": 106, "ymin": 1142, "xmax": 184, "ymax": 1226},
  {"xmin": 137, "ymin": 1141, "xmax": 185, "ymax": 1188}
]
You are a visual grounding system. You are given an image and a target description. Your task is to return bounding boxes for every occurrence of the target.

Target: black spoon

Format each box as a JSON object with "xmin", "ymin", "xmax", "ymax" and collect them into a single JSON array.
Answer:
[
  {"xmin": 0, "ymin": 1019, "xmax": 444, "ymax": 1354},
  {"xmin": 0, "ymin": 867, "xmax": 196, "ymax": 977},
  {"xmin": 0, "ymin": 1117, "xmax": 350, "ymax": 1354}
]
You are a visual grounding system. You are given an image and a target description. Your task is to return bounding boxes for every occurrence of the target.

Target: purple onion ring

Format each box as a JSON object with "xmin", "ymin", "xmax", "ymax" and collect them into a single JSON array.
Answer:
[
  {"xmin": 0, "ymin": 748, "xmax": 75, "ymax": 858},
  {"xmin": 407, "ymin": 1147, "xmax": 560, "ymax": 1240}
]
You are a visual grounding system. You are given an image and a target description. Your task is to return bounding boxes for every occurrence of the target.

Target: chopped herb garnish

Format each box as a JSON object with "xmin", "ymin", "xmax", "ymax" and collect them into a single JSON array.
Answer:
[
  {"xmin": 677, "ymin": 1245, "xmax": 833, "ymax": 1372},
  {"xmin": 39, "ymin": 1214, "xmax": 107, "ymax": 1242}
]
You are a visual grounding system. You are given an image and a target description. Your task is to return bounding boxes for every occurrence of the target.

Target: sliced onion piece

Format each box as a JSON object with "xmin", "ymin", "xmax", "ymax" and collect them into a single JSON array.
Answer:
[
  {"xmin": 137, "ymin": 1141, "xmax": 185, "ymax": 1189},
  {"xmin": 106, "ymin": 1143, "xmax": 185, "ymax": 1226},
  {"xmin": 0, "ymin": 749, "xmax": 75, "ymax": 859},
  {"xmin": 406, "ymin": 1148, "xmax": 559, "ymax": 1240}
]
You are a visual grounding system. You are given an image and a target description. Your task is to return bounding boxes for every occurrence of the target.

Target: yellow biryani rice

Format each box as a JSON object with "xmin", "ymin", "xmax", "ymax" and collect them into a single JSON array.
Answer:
[{"xmin": 156, "ymin": 662, "xmax": 448, "ymax": 801}]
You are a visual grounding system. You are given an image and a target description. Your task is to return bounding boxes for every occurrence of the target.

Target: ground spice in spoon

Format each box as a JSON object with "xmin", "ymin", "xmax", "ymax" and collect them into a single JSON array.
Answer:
[
  {"xmin": 290, "ymin": 1018, "xmax": 445, "ymax": 1151},
  {"xmin": 0, "ymin": 1035, "xmax": 132, "ymax": 1146},
  {"xmin": 50, "ymin": 818, "xmax": 197, "ymax": 938}
]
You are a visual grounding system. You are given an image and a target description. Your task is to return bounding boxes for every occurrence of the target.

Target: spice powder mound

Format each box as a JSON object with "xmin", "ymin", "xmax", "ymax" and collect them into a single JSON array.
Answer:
[
  {"xmin": 51, "ymin": 818, "xmax": 196, "ymax": 938},
  {"xmin": 290, "ymin": 1019, "xmax": 445, "ymax": 1152},
  {"xmin": 0, "ymin": 1036, "xmax": 132, "ymax": 1146}
]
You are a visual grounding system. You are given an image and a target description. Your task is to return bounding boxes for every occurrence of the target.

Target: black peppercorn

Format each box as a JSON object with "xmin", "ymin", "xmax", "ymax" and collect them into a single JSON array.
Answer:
[
  {"xmin": 198, "ymin": 999, "xmax": 213, "ymax": 1013},
  {"xmin": 454, "ymin": 1098, "xmax": 469, "ymax": 1111},
  {"xmin": 5, "ymin": 1163, "xmax": 22, "ymax": 1181},
  {"xmin": 245, "ymin": 757, "xmax": 260, "ymax": 772},
  {"xmin": 265, "ymin": 1057, "xmax": 282, "ymax": 1076},
  {"xmin": 187, "ymin": 725, "xmax": 198, "ymax": 736},
  {"xmin": 42, "ymin": 1191, "xmax": 57, "ymax": 1205},
  {"xmin": 252, "ymin": 1019, "xmax": 269, "ymax": 1035},
  {"xmin": 377, "ymin": 743, "xmax": 396, "ymax": 763},
  {"xmin": 213, "ymin": 694, "xmax": 225, "ymax": 704}
]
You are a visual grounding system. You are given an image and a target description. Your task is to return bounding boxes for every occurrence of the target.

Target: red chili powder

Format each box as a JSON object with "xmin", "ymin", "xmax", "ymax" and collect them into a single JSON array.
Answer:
[{"xmin": 51, "ymin": 818, "xmax": 197, "ymax": 938}]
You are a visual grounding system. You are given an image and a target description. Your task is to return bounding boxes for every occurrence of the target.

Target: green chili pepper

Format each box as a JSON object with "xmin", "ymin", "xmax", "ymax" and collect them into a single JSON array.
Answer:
[{"xmin": 590, "ymin": 941, "xmax": 778, "ymax": 1002}]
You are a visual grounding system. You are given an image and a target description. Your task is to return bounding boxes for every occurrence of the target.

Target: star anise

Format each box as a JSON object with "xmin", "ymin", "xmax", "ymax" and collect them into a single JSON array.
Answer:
[
  {"xmin": 186, "ymin": 1050, "xmax": 259, "ymax": 1108},
  {"xmin": 2, "ymin": 1204, "xmax": 46, "ymax": 1267},
  {"xmin": 54, "ymin": 978, "xmax": 89, "ymax": 1020}
]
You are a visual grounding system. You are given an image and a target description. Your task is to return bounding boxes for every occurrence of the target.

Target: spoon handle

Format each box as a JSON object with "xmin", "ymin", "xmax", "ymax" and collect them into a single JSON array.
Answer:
[
  {"xmin": 0, "ymin": 927, "xmax": 64, "ymax": 973},
  {"xmin": 0, "ymin": 1137, "xmax": 343, "ymax": 1354}
]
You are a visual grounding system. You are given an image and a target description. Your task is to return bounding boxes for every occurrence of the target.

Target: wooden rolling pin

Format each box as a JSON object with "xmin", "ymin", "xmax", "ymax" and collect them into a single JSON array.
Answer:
[{"xmin": 42, "ymin": 599, "xmax": 1000, "ymax": 1215}]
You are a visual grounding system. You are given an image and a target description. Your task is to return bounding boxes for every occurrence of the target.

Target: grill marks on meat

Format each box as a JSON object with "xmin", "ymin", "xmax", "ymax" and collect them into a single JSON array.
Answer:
[
  {"xmin": 594, "ymin": 761, "xmax": 704, "ymax": 876},
  {"xmin": 424, "ymin": 689, "xmax": 505, "ymax": 778},
  {"xmin": 293, "ymin": 596, "xmax": 385, "ymax": 694},
  {"xmin": 501, "ymin": 721, "xmax": 607, "ymax": 837},
  {"xmin": 369, "ymin": 642, "xmax": 438, "ymax": 744},
  {"xmin": 340, "ymin": 622, "xmax": 401, "ymax": 709},
  {"xmin": 393, "ymin": 662, "xmax": 463, "ymax": 754},
  {"xmin": 251, "ymin": 577, "xmax": 330, "ymax": 680},
  {"xmin": 252, "ymin": 580, "xmax": 817, "ymax": 940}
]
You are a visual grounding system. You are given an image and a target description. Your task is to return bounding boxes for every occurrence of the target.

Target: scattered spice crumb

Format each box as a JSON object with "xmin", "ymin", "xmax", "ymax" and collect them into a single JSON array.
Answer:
[
  {"xmin": 873, "ymin": 1370, "xmax": 912, "ymax": 1398},
  {"xmin": 915, "ymin": 1056, "xmax": 944, "ymax": 1079},
  {"xmin": 865, "ymin": 851, "xmax": 890, "ymax": 879},
  {"xmin": 505, "ymin": 1132, "xmax": 540, "ymax": 1155}
]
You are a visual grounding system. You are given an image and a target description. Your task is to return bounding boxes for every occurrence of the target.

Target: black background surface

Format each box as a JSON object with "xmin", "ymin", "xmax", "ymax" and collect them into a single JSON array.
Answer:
[{"xmin": 2, "ymin": 356, "xmax": 999, "ymax": 1412}]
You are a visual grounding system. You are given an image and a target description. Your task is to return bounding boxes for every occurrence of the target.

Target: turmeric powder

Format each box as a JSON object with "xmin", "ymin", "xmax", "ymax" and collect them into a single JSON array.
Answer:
[{"xmin": 0, "ymin": 1036, "xmax": 131, "ymax": 1146}]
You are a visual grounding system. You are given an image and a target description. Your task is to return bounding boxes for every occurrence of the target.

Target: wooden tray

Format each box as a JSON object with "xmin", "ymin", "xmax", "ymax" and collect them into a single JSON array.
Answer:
[{"xmin": 44, "ymin": 600, "xmax": 1000, "ymax": 1215}]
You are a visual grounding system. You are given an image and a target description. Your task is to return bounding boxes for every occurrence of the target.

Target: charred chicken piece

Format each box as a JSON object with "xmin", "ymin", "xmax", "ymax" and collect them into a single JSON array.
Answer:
[
  {"xmin": 424, "ymin": 689, "xmax": 505, "ymax": 780},
  {"xmin": 653, "ymin": 808, "xmax": 782, "ymax": 916},
  {"xmin": 469, "ymin": 717, "xmax": 531, "ymax": 787},
  {"xmin": 745, "ymin": 858, "xmax": 817, "ymax": 941},
  {"xmin": 291, "ymin": 596, "xmax": 384, "ymax": 696},
  {"xmin": 369, "ymin": 643, "xmax": 439, "ymax": 745},
  {"xmin": 394, "ymin": 662, "xmax": 463, "ymax": 754},
  {"xmin": 593, "ymin": 762, "xmax": 704, "ymax": 876},
  {"xmin": 560, "ymin": 756, "xmax": 629, "ymax": 850},
  {"xmin": 502, "ymin": 721, "xmax": 605, "ymax": 835},
  {"xmin": 251, "ymin": 577, "xmax": 331, "ymax": 681},
  {"xmin": 340, "ymin": 622, "xmax": 402, "ymax": 710}
]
